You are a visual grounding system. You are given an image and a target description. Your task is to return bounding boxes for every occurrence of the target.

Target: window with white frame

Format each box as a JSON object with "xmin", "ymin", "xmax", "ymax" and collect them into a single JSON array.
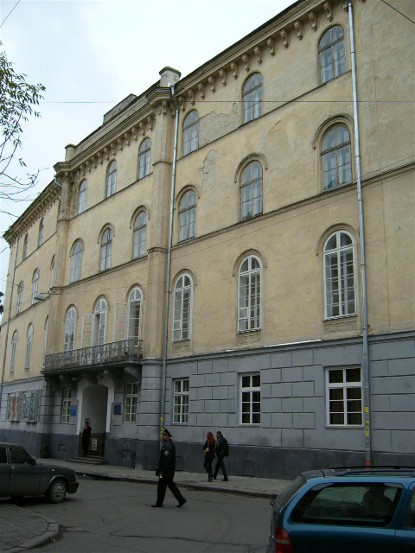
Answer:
[
  {"xmin": 240, "ymin": 373, "xmax": 261, "ymax": 424},
  {"xmin": 173, "ymin": 274, "xmax": 192, "ymax": 341},
  {"xmin": 127, "ymin": 288, "xmax": 142, "ymax": 340},
  {"xmin": 16, "ymin": 281, "xmax": 23, "ymax": 314},
  {"xmin": 77, "ymin": 179, "xmax": 88, "ymax": 214},
  {"xmin": 243, "ymin": 73, "xmax": 263, "ymax": 123},
  {"xmin": 61, "ymin": 387, "xmax": 72, "ymax": 423},
  {"xmin": 22, "ymin": 390, "xmax": 41, "ymax": 422},
  {"xmin": 106, "ymin": 160, "xmax": 117, "ymax": 198},
  {"xmin": 238, "ymin": 255, "xmax": 261, "ymax": 332},
  {"xmin": 324, "ymin": 231, "xmax": 356, "ymax": 318},
  {"xmin": 22, "ymin": 233, "xmax": 28, "ymax": 261},
  {"xmin": 64, "ymin": 307, "xmax": 77, "ymax": 351},
  {"xmin": 124, "ymin": 382, "xmax": 138, "ymax": 423},
  {"xmin": 326, "ymin": 367, "xmax": 362, "ymax": 426},
  {"xmin": 178, "ymin": 190, "xmax": 196, "ymax": 241},
  {"xmin": 173, "ymin": 378, "xmax": 189, "ymax": 423},
  {"xmin": 138, "ymin": 138, "xmax": 151, "ymax": 179},
  {"xmin": 70, "ymin": 240, "xmax": 83, "ymax": 283},
  {"xmin": 133, "ymin": 211, "xmax": 147, "ymax": 258},
  {"xmin": 319, "ymin": 25, "xmax": 346, "ymax": 84},
  {"xmin": 37, "ymin": 217, "xmax": 44, "ymax": 247},
  {"xmin": 321, "ymin": 124, "xmax": 352, "ymax": 190},
  {"xmin": 93, "ymin": 298, "xmax": 107, "ymax": 346},
  {"xmin": 100, "ymin": 227, "xmax": 112, "ymax": 271},
  {"xmin": 10, "ymin": 331, "xmax": 18, "ymax": 373},
  {"xmin": 31, "ymin": 269, "xmax": 39, "ymax": 304},
  {"xmin": 25, "ymin": 324, "xmax": 33, "ymax": 369},
  {"xmin": 240, "ymin": 161, "xmax": 263, "ymax": 219},
  {"xmin": 183, "ymin": 110, "xmax": 199, "ymax": 155}
]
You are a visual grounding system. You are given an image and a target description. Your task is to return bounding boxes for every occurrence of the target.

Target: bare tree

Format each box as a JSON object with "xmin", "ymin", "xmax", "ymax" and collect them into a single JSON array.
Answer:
[{"xmin": 0, "ymin": 43, "xmax": 45, "ymax": 207}]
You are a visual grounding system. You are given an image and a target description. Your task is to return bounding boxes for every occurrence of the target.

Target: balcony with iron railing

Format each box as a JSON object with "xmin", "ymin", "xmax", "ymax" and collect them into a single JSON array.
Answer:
[{"xmin": 43, "ymin": 338, "xmax": 143, "ymax": 375}]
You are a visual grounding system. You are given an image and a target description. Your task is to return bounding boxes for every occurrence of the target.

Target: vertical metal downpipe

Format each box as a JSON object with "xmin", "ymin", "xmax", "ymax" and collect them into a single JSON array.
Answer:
[
  {"xmin": 348, "ymin": 0, "xmax": 371, "ymax": 465},
  {"xmin": 159, "ymin": 86, "xmax": 179, "ymax": 435}
]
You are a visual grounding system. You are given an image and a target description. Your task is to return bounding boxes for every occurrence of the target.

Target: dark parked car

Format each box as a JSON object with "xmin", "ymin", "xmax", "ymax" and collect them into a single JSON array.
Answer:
[
  {"xmin": 0, "ymin": 442, "xmax": 79, "ymax": 503},
  {"xmin": 266, "ymin": 467, "xmax": 415, "ymax": 553}
]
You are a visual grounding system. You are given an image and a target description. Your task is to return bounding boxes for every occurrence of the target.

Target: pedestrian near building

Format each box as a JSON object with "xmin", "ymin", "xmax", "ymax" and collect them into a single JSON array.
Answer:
[
  {"xmin": 152, "ymin": 428, "xmax": 187, "ymax": 508},
  {"xmin": 203, "ymin": 431, "xmax": 216, "ymax": 482},
  {"xmin": 81, "ymin": 420, "xmax": 91, "ymax": 456},
  {"xmin": 213, "ymin": 430, "xmax": 229, "ymax": 481}
]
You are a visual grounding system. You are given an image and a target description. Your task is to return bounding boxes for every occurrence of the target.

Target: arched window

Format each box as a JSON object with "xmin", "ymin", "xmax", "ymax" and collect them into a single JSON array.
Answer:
[
  {"xmin": 183, "ymin": 111, "xmax": 199, "ymax": 155},
  {"xmin": 324, "ymin": 231, "xmax": 356, "ymax": 318},
  {"xmin": 238, "ymin": 256, "xmax": 261, "ymax": 332},
  {"xmin": 243, "ymin": 73, "xmax": 263, "ymax": 123},
  {"xmin": 127, "ymin": 288, "xmax": 142, "ymax": 340},
  {"xmin": 133, "ymin": 211, "xmax": 147, "ymax": 258},
  {"xmin": 240, "ymin": 161, "xmax": 263, "ymax": 219},
  {"xmin": 93, "ymin": 298, "xmax": 107, "ymax": 346},
  {"xmin": 77, "ymin": 179, "xmax": 88, "ymax": 214},
  {"xmin": 321, "ymin": 124, "xmax": 352, "ymax": 190},
  {"xmin": 173, "ymin": 274, "xmax": 193, "ymax": 341},
  {"xmin": 64, "ymin": 307, "xmax": 77, "ymax": 351},
  {"xmin": 22, "ymin": 233, "xmax": 28, "ymax": 261},
  {"xmin": 70, "ymin": 240, "xmax": 83, "ymax": 283},
  {"xmin": 179, "ymin": 190, "xmax": 196, "ymax": 241},
  {"xmin": 25, "ymin": 324, "xmax": 33, "ymax": 369},
  {"xmin": 16, "ymin": 281, "xmax": 23, "ymax": 314},
  {"xmin": 31, "ymin": 269, "xmax": 39, "ymax": 304},
  {"xmin": 37, "ymin": 217, "xmax": 44, "ymax": 247},
  {"xmin": 138, "ymin": 138, "xmax": 151, "ymax": 179},
  {"xmin": 319, "ymin": 25, "xmax": 346, "ymax": 84},
  {"xmin": 106, "ymin": 160, "xmax": 117, "ymax": 198},
  {"xmin": 100, "ymin": 228, "xmax": 112, "ymax": 271},
  {"xmin": 50, "ymin": 256, "xmax": 55, "ymax": 289},
  {"xmin": 10, "ymin": 331, "xmax": 18, "ymax": 373}
]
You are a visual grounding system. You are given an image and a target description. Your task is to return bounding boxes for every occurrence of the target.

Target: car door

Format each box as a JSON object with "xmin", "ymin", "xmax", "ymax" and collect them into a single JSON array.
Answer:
[
  {"xmin": 395, "ymin": 483, "xmax": 415, "ymax": 553},
  {"xmin": 286, "ymin": 482, "xmax": 401, "ymax": 553},
  {"xmin": 0, "ymin": 446, "xmax": 11, "ymax": 496},
  {"xmin": 8, "ymin": 445, "xmax": 41, "ymax": 496}
]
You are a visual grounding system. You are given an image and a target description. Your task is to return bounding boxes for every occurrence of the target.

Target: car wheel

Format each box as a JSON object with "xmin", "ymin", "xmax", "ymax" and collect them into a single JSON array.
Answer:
[{"xmin": 47, "ymin": 479, "xmax": 67, "ymax": 503}]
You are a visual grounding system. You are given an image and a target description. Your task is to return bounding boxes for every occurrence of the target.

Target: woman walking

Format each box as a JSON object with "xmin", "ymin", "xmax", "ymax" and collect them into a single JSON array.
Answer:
[{"xmin": 203, "ymin": 431, "xmax": 216, "ymax": 482}]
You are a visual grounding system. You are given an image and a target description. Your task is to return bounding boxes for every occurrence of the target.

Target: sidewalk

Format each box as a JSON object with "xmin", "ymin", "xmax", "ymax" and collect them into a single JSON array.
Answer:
[{"xmin": 0, "ymin": 457, "xmax": 290, "ymax": 552}]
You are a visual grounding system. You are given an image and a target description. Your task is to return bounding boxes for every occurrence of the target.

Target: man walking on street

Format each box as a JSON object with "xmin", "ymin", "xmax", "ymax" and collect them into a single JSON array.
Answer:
[
  {"xmin": 152, "ymin": 428, "xmax": 187, "ymax": 508},
  {"xmin": 213, "ymin": 430, "xmax": 229, "ymax": 481}
]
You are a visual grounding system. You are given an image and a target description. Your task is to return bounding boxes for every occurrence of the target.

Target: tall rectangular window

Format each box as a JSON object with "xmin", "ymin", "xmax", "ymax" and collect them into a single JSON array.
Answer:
[
  {"xmin": 173, "ymin": 378, "xmax": 189, "ymax": 424},
  {"xmin": 61, "ymin": 387, "xmax": 72, "ymax": 423},
  {"xmin": 326, "ymin": 367, "xmax": 362, "ymax": 426},
  {"xmin": 240, "ymin": 373, "xmax": 261, "ymax": 424},
  {"xmin": 124, "ymin": 382, "xmax": 138, "ymax": 423}
]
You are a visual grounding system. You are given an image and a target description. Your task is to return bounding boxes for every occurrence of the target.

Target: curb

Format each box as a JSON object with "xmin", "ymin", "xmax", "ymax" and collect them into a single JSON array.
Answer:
[{"xmin": 6, "ymin": 517, "xmax": 59, "ymax": 553}]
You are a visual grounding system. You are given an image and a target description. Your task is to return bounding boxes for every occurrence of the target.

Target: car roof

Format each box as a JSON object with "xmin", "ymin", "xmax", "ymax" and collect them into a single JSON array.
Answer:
[{"xmin": 301, "ymin": 467, "xmax": 415, "ymax": 479}]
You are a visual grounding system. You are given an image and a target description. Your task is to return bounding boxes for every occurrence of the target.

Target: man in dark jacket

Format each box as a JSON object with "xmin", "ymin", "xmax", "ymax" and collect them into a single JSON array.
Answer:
[
  {"xmin": 213, "ymin": 430, "xmax": 229, "ymax": 481},
  {"xmin": 152, "ymin": 428, "xmax": 187, "ymax": 508}
]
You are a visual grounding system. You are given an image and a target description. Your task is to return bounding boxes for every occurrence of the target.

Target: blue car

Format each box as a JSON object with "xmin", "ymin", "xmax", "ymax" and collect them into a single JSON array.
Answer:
[{"xmin": 266, "ymin": 467, "xmax": 415, "ymax": 553}]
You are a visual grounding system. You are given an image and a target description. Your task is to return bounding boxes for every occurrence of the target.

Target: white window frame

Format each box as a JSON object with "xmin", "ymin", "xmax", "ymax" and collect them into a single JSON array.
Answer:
[
  {"xmin": 22, "ymin": 233, "xmax": 28, "ymax": 260},
  {"xmin": 238, "ymin": 255, "xmax": 262, "ymax": 332},
  {"xmin": 243, "ymin": 73, "xmax": 263, "ymax": 123},
  {"xmin": 37, "ymin": 217, "xmax": 44, "ymax": 247},
  {"xmin": 25, "ymin": 324, "xmax": 33, "ymax": 369},
  {"xmin": 16, "ymin": 281, "xmax": 23, "ymax": 314},
  {"xmin": 61, "ymin": 387, "xmax": 72, "ymax": 423},
  {"xmin": 321, "ymin": 124, "xmax": 352, "ymax": 190},
  {"xmin": 93, "ymin": 298, "xmax": 107, "ymax": 346},
  {"xmin": 31, "ymin": 269, "xmax": 39, "ymax": 304},
  {"xmin": 319, "ymin": 25, "xmax": 346, "ymax": 85},
  {"xmin": 100, "ymin": 228, "xmax": 112, "ymax": 271},
  {"xmin": 138, "ymin": 138, "xmax": 151, "ymax": 179},
  {"xmin": 124, "ymin": 382, "xmax": 138, "ymax": 423},
  {"xmin": 70, "ymin": 241, "xmax": 83, "ymax": 283},
  {"xmin": 173, "ymin": 378, "xmax": 189, "ymax": 424},
  {"xmin": 326, "ymin": 367, "xmax": 362, "ymax": 426},
  {"xmin": 240, "ymin": 373, "xmax": 261, "ymax": 425},
  {"xmin": 64, "ymin": 307, "xmax": 77, "ymax": 351},
  {"xmin": 106, "ymin": 160, "xmax": 117, "ymax": 198},
  {"xmin": 240, "ymin": 161, "xmax": 263, "ymax": 219},
  {"xmin": 324, "ymin": 231, "xmax": 356, "ymax": 319},
  {"xmin": 10, "ymin": 331, "xmax": 18, "ymax": 373},
  {"xmin": 127, "ymin": 288, "xmax": 142, "ymax": 340},
  {"xmin": 77, "ymin": 179, "xmax": 88, "ymax": 214},
  {"xmin": 173, "ymin": 274, "xmax": 193, "ymax": 341}
]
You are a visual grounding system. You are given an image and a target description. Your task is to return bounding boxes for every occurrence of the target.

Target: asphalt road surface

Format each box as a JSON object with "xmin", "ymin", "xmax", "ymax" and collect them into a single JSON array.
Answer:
[{"xmin": 17, "ymin": 475, "xmax": 271, "ymax": 553}]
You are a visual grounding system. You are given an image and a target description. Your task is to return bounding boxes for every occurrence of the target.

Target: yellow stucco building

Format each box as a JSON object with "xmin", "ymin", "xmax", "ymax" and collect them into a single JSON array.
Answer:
[{"xmin": 0, "ymin": 0, "xmax": 414, "ymax": 477}]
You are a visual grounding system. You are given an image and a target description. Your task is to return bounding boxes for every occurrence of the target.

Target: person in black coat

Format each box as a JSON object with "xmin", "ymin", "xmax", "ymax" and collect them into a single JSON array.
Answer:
[
  {"xmin": 82, "ymin": 421, "xmax": 91, "ymax": 456},
  {"xmin": 152, "ymin": 428, "xmax": 186, "ymax": 508},
  {"xmin": 213, "ymin": 430, "xmax": 229, "ymax": 481}
]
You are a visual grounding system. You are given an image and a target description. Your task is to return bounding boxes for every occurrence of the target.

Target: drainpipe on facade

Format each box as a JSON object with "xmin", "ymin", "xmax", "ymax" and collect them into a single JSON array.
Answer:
[
  {"xmin": 348, "ymin": 0, "xmax": 371, "ymax": 466},
  {"xmin": 0, "ymin": 236, "xmax": 19, "ymax": 417},
  {"xmin": 159, "ymin": 85, "xmax": 179, "ymax": 436}
]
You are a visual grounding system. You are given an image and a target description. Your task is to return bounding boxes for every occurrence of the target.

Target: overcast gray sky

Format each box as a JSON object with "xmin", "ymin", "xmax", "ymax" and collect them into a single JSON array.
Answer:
[{"xmin": 0, "ymin": 0, "xmax": 292, "ymax": 299}]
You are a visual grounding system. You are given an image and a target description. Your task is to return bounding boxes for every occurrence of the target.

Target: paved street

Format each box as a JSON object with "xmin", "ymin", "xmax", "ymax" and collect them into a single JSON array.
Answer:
[{"xmin": 0, "ymin": 458, "xmax": 290, "ymax": 552}]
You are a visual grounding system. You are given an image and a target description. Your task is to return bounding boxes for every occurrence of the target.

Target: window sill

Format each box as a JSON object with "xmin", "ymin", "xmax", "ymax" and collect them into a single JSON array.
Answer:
[
  {"xmin": 323, "ymin": 315, "xmax": 357, "ymax": 333},
  {"xmin": 236, "ymin": 329, "xmax": 262, "ymax": 347}
]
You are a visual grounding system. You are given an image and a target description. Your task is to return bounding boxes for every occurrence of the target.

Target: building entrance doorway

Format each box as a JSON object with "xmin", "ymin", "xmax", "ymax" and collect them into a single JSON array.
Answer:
[{"xmin": 79, "ymin": 384, "xmax": 108, "ymax": 457}]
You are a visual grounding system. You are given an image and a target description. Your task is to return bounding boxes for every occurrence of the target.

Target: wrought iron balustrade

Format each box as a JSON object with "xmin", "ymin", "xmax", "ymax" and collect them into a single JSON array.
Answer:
[{"xmin": 44, "ymin": 338, "xmax": 143, "ymax": 373}]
